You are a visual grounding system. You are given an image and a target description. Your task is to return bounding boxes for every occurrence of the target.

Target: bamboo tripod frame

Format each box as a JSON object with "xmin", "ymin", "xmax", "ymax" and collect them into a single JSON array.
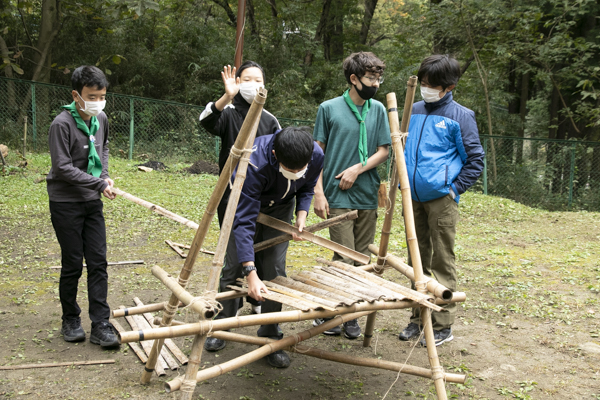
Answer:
[{"xmin": 110, "ymin": 80, "xmax": 462, "ymax": 400}]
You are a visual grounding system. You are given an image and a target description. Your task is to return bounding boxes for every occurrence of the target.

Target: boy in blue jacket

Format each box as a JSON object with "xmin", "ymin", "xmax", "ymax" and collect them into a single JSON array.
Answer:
[
  {"xmin": 204, "ymin": 126, "xmax": 324, "ymax": 368},
  {"xmin": 398, "ymin": 55, "xmax": 484, "ymax": 347}
]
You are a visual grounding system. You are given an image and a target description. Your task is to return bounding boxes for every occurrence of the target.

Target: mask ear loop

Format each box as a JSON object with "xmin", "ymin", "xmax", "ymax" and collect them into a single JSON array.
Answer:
[{"xmin": 76, "ymin": 92, "xmax": 87, "ymax": 112}]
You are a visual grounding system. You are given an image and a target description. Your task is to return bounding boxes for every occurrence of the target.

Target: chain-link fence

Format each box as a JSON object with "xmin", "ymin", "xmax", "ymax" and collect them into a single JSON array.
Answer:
[{"xmin": 2, "ymin": 76, "xmax": 600, "ymax": 211}]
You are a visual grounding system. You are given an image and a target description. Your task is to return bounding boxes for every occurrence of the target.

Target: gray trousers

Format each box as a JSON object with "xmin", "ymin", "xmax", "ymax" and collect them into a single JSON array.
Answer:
[
  {"xmin": 407, "ymin": 194, "xmax": 459, "ymax": 330},
  {"xmin": 217, "ymin": 199, "xmax": 294, "ymax": 338},
  {"xmin": 328, "ymin": 208, "xmax": 378, "ymax": 266}
]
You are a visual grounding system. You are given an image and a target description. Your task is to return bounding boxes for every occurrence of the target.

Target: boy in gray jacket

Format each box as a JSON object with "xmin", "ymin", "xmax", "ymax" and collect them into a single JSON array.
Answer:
[{"xmin": 47, "ymin": 65, "xmax": 118, "ymax": 348}]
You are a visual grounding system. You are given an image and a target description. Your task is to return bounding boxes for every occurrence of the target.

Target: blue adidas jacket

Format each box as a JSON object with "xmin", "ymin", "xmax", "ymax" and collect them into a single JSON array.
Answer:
[
  {"xmin": 232, "ymin": 131, "xmax": 324, "ymax": 264},
  {"xmin": 405, "ymin": 92, "xmax": 484, "ymax": 203}
]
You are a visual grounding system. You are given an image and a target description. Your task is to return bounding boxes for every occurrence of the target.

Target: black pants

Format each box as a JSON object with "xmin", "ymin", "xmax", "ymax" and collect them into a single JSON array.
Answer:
[
  {"xmin": 50, "ymin": 200, "xmax": 110, "ymax": 327},
  {"xmin": 217, "ymin": 200, "xmax": 294, "ymax": 338}
]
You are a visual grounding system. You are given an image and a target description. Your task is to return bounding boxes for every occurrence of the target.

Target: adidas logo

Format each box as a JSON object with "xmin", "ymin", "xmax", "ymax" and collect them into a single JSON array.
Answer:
[{"xmin": 435, "ymin": 120, "xmax": 447, "ymax": 129}]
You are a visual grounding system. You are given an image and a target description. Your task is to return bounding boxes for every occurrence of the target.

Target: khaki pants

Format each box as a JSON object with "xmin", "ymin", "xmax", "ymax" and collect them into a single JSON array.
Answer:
[
  {"xmin": 407, "ymin": 194, "xmax": 459, "ymax": 330},
  {"xmin": 328, "ymin": 208, "xmax": 378, "ymax": 266}
]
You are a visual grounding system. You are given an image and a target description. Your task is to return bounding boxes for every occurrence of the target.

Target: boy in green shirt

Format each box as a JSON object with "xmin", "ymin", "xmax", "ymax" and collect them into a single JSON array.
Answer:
[{"xmin": 313, "ymin": 52, "xmax": 391, "ymax": 339}]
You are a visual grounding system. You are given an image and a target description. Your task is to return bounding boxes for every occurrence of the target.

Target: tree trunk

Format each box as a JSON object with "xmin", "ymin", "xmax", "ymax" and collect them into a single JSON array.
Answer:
[
  {"xmin": 516, "ymin": 72, "xmax": 529, "ymax": 164},
  {"xmin": 211, "ymin": 0, "xmax": 237, "ymax": 26},
  {"xmin": 0, "ymin": 34, "xmax": 16, "ymax": 114},
  {"xmin": 359, "ymin": 0, "xmax": 378, "ymax": 45},
  {"xmin": 33, "ymin": 0, "xmax": 60, "ymax": 83},
  {"xmin": 246, "ymin": 0, "xmax": 260, "ymax": 43},
  {"xmin": 329, "ymin": 0, "xmax": 344, "ymax": 60}
]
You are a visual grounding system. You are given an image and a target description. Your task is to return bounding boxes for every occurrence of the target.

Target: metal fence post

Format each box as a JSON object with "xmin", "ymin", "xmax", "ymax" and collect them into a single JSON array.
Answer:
[
  {"xmin": 568, "ymin": 142, "xmax": 576, "ymax": 208},
  {"xmin": 483, "ymin": 137, "xmax": 488, "ymax": 195},
  {"xmin": 31, "ymin": 83, "xmax": 37, "ymax": 151},
  {"xmin": 129, "ymin": 98, "xmax": 134, "ymax": 160}
]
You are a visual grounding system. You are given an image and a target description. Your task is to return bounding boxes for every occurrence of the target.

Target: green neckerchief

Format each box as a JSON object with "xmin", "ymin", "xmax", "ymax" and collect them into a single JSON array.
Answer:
[
  {"xmin": 342, "ymin": 89, "xmax": 371, "ymax": 166},
  {"xmin": 62, "ymin": 102, "xmax": 103, "ymax": 177}
]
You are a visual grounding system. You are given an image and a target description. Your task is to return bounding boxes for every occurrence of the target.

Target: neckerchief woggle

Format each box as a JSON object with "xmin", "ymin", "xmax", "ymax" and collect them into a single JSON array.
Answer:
[
  {"xmin": 343, "ymin": 89, "xmax": 371, "ymax": 166},
  {"xmin": 61, "ymin": 102, "xmax": 103, "ymax": 177}
]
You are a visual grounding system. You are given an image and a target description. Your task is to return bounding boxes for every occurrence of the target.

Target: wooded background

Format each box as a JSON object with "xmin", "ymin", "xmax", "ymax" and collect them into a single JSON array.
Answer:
[{"xmin": 1, "ymin": 0, "xmax": 600, "ymax": 210}]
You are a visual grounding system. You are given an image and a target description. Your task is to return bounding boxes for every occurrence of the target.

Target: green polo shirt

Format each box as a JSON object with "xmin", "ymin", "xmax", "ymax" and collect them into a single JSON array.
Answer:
[{"xmin": 313, "ymin": 95, "xmax": 391, "ymax": 209}]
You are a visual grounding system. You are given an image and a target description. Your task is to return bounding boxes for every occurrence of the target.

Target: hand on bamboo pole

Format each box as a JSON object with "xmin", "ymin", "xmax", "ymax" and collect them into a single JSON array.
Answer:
[
  {"xmin": 291, "ymin": 210, "xmax": 307, "ymax": 241},
  {"xmin": 246, "ymin": 268, "xmax": 269, "ymax": 301}
]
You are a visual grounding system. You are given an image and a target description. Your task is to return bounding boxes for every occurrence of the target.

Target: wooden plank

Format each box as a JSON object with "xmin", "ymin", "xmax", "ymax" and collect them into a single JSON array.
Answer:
[{"xmin": 110, "ymin": 318, "xmax": 147, "ymax": 363}]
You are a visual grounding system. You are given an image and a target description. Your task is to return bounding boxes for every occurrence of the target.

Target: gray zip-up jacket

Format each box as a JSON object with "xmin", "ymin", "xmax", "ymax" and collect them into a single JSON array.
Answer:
[{"xmin": 46, "ymin": 110, "xmax": 110, "ymax": 202}]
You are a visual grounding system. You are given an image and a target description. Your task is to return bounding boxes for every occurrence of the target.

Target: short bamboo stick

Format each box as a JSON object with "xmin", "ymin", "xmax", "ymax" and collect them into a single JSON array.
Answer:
[
  {"xmin": 166, "ymin": 240, "xmax": 187, "ymax": 258},
  {"xmin": 139, "ymin": 88, "xmax": 267, "ymax": 385},
  {"xmin": 0, "ymin": 359, "xmax": 115, "ymax": 371},
  {"xmin": 132, "ymin": 298, "xmax": 189, "ymax": 365},
  {"xmin": 253, "ymin": 210, "xmax": 358, "ymax": 253},
  {"xmin": 122, "ymin": 307, "xmax": 167, "ymax": 376},
  {"xmin": 256, "ymin": 213, "xmax": 370, "ymax": 265},
  {"xmin": 389, "ymin": 85, "xmax": 448, "ymax": 400},
  {"xmin": 165, "ymin": 311, "xmax": 371, "ymax": 392},
  {"xmin": 110, "ymin": 318, "xmax": 147, "ymax": 363},
  {"xmin": 207, "ymin": 331, "xmax": 466, "ymax": 384},
  {"xmin": 151, "ymin": 266, "xmax": 215, "ymax": 318},
  {"xmin": 119, "ymin": 299, "xmax": 425, "ymax": 344},
  {"xmin": 368, "ymin": 244, "xmax": 454, "ymax": 301}
]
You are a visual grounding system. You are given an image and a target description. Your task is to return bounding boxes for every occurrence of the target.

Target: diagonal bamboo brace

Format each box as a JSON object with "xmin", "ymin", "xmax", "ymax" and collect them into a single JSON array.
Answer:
[
  {"xmin": 388, "ymin": 83, "xmax": 449, "ymax": 400},
  {"xmin": 140, "ymin": 88, "xmax": 268, "ymax": 386},
  {"xmin": 256, "ymin": 213, "xmax": 370, "ymax": 265}
]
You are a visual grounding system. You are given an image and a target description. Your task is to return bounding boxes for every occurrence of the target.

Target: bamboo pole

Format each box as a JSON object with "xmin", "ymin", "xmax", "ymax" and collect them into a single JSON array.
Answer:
[
  {"xmin": 368, "ymin": 244, "xmax": 454, "ymax": 301},
  {"xmin": 207, "ymin": 331, "xmax": 466, "ymax": 384},
  {"xmin": 388, "ymin": 83, "xmax": 448, "ymax": 400},
  {"xmin": 122, "ymin": 307, "xmax": 167, "ymax": 376},
  {"xmin": 120, "ymin": 299, "xmax": 422, "ymax": 344},
  {"xmin": 151, "ymin": 266, "xmax": 215, "ymax": 318},
  {"xmin": 165, "ymin": 311, "xmax": 371, "ymax": 392},
  {"xmin": 132, "ymin": 298, "xmax": 189, "ymax": 365},
  {"xmin": 0, "ymin": 359, "xmax": 115, "ymax": 371},
  {"xmin": 110, "ymin": 318, "xmax": 147, "ymax": 363},
  {"xmin": 140, "ymin": 88, "xmax": 268, "ymax": 385},
  {"xmin": 253, "ymin": 210, "xmax": 358, "ymax": 253},
  {"xmin": 256, "ymin": 213, "xmax": 370, "ymax": 265}
]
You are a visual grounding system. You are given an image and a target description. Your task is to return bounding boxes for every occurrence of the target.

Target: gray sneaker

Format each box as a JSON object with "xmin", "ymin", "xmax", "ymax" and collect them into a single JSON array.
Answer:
[
  {"xmin": 419, "ymin": 328, "xmax": 453, "ymax": 347},
  {"xmin": 313, "ymin": 318, "xmax": 341, "ymax": 335},
  {"xmin": 398, "ymin": 322, "xmax": 422, "ymax": 341},
  {"xmin": 90, "ymin": 321, "xmax": 119, "ymax": 348}
]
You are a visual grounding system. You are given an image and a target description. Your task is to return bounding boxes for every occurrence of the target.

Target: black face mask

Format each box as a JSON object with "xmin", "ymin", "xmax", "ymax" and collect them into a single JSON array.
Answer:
[{"xmin": 354, "ymin": 81, "xmax": 378, "ymax": 100}]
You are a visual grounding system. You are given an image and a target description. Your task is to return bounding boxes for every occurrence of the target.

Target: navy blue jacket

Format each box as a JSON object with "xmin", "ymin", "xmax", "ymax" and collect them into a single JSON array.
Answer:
[
  {"xmin": 405, "ymin": 92, "xmax": 484, "ymax": 203},
  {"xmin": 232, "ymin": 132, "xmax": 324, "ymax": 264}
]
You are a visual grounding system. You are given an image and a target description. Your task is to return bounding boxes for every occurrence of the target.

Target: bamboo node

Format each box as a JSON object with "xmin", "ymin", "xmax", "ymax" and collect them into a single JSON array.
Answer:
[
  {"xmin": 431, "ymin": 366, "xmax": 445, "ymax": 381},
  {"xmin": 163, "ymin": 302, "xmax": 179, "ymax": 322},
  {"xmin": 415, "ymin": 281, "xmax": 427, "ymax": 292},
  {"xmin": 180, "ymin": 379, "xmax": 197, "ymax": 393}
]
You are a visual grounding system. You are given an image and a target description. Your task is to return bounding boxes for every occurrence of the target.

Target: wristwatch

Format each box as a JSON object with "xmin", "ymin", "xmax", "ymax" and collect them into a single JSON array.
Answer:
[{"xmin": 242, "ymin": 264, "xmax": 257, "ymax": 277}]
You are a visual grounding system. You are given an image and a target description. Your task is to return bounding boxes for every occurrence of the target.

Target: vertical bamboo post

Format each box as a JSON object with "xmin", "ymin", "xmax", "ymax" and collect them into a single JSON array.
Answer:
[
  {"xmin": 389, "ymin": 78, "xmax": 448, "ymax": 400},
  {"xmin": 139, "ymin": 88, "xmax": 268, "ymax": 385},
  {"xmin": 22, "ymin": 116, "xmax": 27, "ymax": 157},
  {"xmin": 363, "ymin": 79, "xmax": 418, "ymax": 348}
]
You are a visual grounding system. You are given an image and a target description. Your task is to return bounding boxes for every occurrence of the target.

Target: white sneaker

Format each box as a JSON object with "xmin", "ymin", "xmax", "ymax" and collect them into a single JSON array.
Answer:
[{"xmin": 251, "ymin": 305, "xmax": 261, "ymax": 314}]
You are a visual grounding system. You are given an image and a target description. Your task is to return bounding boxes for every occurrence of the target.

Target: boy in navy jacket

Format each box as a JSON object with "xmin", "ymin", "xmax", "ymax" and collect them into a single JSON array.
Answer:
[
  {"xmin": 204, "ymin": 126, "xmax": 324, "ymax": 368},
  {"xmin": 398, "ymin": 55, "xmax": 484, "ymax": 347}
]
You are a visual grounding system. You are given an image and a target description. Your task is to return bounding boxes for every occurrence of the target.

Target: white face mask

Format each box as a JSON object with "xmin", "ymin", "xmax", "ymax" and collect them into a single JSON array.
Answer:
[
  {"xmin": 239, "ymin": 82, "xmax": 265, "ymax": 104},
  {"xmin": 279, "ymin": 164, "xmax": 307, "ymax": 181},
  {"xmin": 77, "ymin": 92, "xmax": 106, "ymax": 117},
  {"xmin": 420, "ymin": 86, "xmax": 444, "ymax": 103}
]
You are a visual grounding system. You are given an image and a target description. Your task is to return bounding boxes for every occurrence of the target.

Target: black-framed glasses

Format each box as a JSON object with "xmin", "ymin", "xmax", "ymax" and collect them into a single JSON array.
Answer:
[{"xmin": 362, "ymin": 75, "xmax": 384, "ymax": 84}]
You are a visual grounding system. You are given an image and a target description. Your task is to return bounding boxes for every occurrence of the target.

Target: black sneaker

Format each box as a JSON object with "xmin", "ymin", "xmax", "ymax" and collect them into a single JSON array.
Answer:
[
  {"xmin": 90, "ymin": 321, "xmax": 120, "ymax": 348},
  {"xmin": 204, "ymin": 337, "xmax": 226, "ymax": 352},
  {"xmin": 343, "ymin": 319, "xmax": 361, "ymax": 339},
  {"xmin": 419, "ymin": 328, "xmax": 453, "ymax": 347},
  {"xmin": 313, "ymin": 318, "xmax": 341, "ymax": 335},
  {"xmin": 398, "ymin": 322, "xmax": 422, "ymax": 341},
  {"xmin": 61, "ymin": 318, "xmax": 86, "ymax": 342},
  {"xmin": 265, "ymin": 350, "xmax": 290, "ymax": 368}
]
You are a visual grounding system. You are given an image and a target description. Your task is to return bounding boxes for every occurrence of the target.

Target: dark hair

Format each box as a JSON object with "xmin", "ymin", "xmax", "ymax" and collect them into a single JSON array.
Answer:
[
  {"xmin": 273, "ymin": 126, "xmax": 314, "ymax": 170},
  {"xmin": 342, "ymin": 52, "xmax": 385, "ymax": 85},
  {"xmin": 417, "ymin": 55, "xmax": 461, "ymax": 90},
  {"xmin": 236, "ymin": 61, "xmax": 266, "ymax": 82},
  {"xmin": 71, "ymin": 66, "xmax": 109, "ymax": 94}
]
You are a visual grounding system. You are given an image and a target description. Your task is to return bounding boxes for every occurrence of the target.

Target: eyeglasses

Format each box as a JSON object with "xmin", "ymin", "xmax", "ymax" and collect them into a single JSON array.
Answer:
[{"xmin": 362, "ymin": 75, "xmax": 384, "ymax": 84}]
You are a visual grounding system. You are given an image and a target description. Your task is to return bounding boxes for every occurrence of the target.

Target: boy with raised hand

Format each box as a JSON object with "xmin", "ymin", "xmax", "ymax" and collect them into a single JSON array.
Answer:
[
  {"xmin": 398, "ymin": 54, "xmax": 484, "ymax": 347},
  {"xmin": 203, "ymin": 126, "xmax": 324, "ymax": 369},
  {"xmin": 312, "ymin": 52, "xmax": 391, "ymax": 340},
  {"xmin": 47, "ymin": 65, "xmax": 119, "ymax": 348}
]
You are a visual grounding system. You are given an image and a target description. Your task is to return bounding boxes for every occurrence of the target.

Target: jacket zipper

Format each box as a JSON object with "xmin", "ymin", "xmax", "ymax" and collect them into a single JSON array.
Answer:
[{"xmin": 412, "ymin": 114, "xmax": 429, "ymax": 202}]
